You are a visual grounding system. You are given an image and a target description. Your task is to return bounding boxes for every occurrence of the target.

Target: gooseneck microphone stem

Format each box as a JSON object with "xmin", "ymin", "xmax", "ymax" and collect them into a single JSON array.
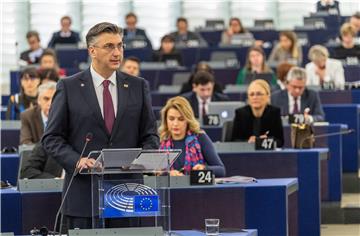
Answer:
[
  {"xmin": 53, "ymin": 133, "xmax": 93, "ymax": 236},
  {"xmin": 300, "ymin": 129, "xmax": 354, "ymax": 149}
]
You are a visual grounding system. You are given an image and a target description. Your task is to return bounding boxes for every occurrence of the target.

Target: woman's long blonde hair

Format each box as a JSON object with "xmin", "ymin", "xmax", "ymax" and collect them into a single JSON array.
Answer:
[{"xmin": 158, "ymin": 96, "xmax": 201, "ymax": 142}]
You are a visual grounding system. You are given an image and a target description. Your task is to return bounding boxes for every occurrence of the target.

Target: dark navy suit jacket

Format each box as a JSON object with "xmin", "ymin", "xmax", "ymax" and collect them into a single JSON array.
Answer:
[
  {"xmin": 271, "ymin": 89, "xmax": 325, "ymax": 122},
  {"xmin": 123, "ymin": 28, "xmax": 152, "ymax": 49},
  {"xmin": 48, "ymin": 30, "xmax": 81, "ymax": 48},
  {"xmin": 181, "ymin": 91, "xmax": 230, "ymax": 118},
  {"xmin": 42, "ymin": 69, "xmax": 159, "ymax": 216}
]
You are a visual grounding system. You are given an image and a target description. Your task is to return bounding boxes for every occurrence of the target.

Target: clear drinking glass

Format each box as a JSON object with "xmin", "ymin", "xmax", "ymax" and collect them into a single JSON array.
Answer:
[{"xmin": 205, "ymin": 218, "xmax": 220, "ymax": 235}]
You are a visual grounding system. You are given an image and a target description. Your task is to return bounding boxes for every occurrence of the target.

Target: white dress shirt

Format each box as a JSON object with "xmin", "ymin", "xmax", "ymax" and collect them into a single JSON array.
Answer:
[
  {"xmin": 90, "ymin": 65, "xmax": 118, "ymax": 118},
  {"xmin": 305, "ymin": 58, "xmax": 345, "ymax": 90},
  {"xmin": 197, "ymin": 95, "xmax": 211, "ymax": 121},
  {"xmin": 288, "ymin": 92, "xmax": 301, "ymax": 114}
]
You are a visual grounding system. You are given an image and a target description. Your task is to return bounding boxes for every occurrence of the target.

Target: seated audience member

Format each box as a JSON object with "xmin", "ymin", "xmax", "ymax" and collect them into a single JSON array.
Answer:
[
  {"xmin": 20, "ymin": 82, "xmax": 56, "ymax": 145},
  {"xmin": 20, "ymin": 31, "xmax": 44, "ymax": 65},
  {"xmin": 20, "ymin": 142, "xmax": 63, "ymax": 179},
  {"xmin": 181, "ymin": 71, "xmax": 230, "ymax": 121},
  {"xmin": 159, "ymin": 96, "xmax": 225, "ymax": 177},
  {"xmin": 180, "ymin": 61, "xmax": 223, "ymax": 94},
  {"xmin": 268, "ymin": 31, "xmax": 302, "ymax": 67},
  {"xmin": 236, "ymin": 46, "xmax": 276, "ymax": 85},
  {"xmin": 332, "ymin": 23, "xmax": 360, "ymax": 60},
  {"xmin": 231, "ymin": 79, "xmax": 284, "ymax": 147},
  {"xmin": 39, "ymin": 49, "xmax": 66, "ymax": 77},
  {"xmin": 316, "ymin": 0, "xmax": 340, "ymax": 15},
  {"xmin": 38, "ymin": 68, "xmax": 59, "ymax": 84},
  {"xmin": 271, "ymin": 67, "xmax": 325, "ymax": 122},
  {"xmin": 152, "ymin": 34, "xmax": 183, "ymax": 66},
  {"xmin": 274, "ymin": 62, "xmax": 295, "ymax": 91},
  {"xmin": 221, "ymin": 17, "xmax": 254, "ymax": 45},
  {"xmin": 169, "ymin": 17, "xmax": 205, "ymax": 47},
  {"xmin": 349, "ymin": 12, "xmax": 360, "ymax": 35},
  {"xmin": 123, "ymin": 12, "xmax": 152, "ymax": 49},
  {"xmin": 306, "ymin": 45, "xmax": 345, "ymax": 89},
  {"xmin": 6, "ymin": 67, "xmax": 40, "ymax": 120},
  {"xmin": 48, "ymin": 15, "xmax": 80, "ymax": 48},
  {"xmin": 121, "ymin": 56, "xmax": 140, "ymax": 77}
]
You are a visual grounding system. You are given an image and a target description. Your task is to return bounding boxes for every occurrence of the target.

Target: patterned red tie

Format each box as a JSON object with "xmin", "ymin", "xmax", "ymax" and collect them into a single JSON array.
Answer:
[
  {"xmin": 293, "ymin": 97, "xmax": 299, "ymax": 114},
  {"xmin": 103, "ymin": 80, "xmax": 115, "ymax": 134}
]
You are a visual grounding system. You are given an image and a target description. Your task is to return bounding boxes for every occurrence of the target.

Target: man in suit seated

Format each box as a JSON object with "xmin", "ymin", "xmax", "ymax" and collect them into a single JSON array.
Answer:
[
  {"xmin": 20, "ymin": 81, "xmax": 57, "ymax": 145},
  {"xmin": 120, "ymin": 56, "xmax": 140, "ymax": 77},
  {"xmin": 169, "ymin": 17, "xmax": 205, "ymax": 47},
  {"xmin": 181, "ymin": 71, "xmax": 230, "ymax": 122},
  {"xmin": 271, "ymin": 67, "xmax": 325, "ymax": 123},
  {"xmin": 20, "ymin": 31, "xmax": 44, "ymax": 65},
  {"xmin": 20, "ymin": 142, "xmax": 63, "ymax": 179},
  {"xmin": 123, "ymin": 12, "xmax": 152, "ymax": 49},
  {"xmin": 48, "ymin": 16, "xmax": 81, "ymax": 48}
]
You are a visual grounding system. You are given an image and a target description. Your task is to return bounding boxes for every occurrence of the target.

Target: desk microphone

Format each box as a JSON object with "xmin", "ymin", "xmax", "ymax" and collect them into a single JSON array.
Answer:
[
  {"xmin": 52, "ymin": 132, "xmax": 93, "ymax": 236},
  {"xmin": 300, "ymin": 128, "xmax": 354, "ymax": 149}
]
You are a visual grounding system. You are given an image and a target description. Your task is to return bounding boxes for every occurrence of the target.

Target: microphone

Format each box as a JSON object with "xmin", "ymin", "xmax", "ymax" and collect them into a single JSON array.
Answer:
[
  {"xmin": 300, "ymin": 128, "xmax": 354, "ymax": 149},
  {"xmin": 52, "ymin": 132, "xmax": 93, "ymax": 236}
]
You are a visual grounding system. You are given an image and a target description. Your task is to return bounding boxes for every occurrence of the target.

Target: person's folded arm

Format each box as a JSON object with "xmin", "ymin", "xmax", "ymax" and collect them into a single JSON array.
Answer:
[{"xmin": 199, "ymin": 133, "xmax": 226, "ymax": 177}]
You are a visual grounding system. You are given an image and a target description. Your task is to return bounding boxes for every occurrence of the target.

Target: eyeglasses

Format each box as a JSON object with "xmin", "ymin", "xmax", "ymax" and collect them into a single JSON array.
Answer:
[
  {"xmin": 248, "ymin": 92, "xmax": 266, "ymax": 97},
  {"xmin": 92, "ymin": 42, "xmax": 126, "ymax": 52}
]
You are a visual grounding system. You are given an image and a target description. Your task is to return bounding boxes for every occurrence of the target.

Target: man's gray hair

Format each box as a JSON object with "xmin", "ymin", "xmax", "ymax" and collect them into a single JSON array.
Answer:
[
  {"xmin": 286, "ymin": 67, "xmax": 307, "ymax": 82},
  {"xmin": 38, "ymin": 81, "xmax": 57, "ymax": 96}
]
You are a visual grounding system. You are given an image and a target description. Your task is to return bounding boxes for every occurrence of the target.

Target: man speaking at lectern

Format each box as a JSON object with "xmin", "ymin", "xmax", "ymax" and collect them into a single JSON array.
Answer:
[{"xmin": 42, "ymin": 22, "xmax": 159, "ymax": 229}]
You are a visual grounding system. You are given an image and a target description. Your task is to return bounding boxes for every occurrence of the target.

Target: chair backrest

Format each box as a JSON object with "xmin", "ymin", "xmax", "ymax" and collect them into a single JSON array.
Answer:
[
  {"xmin": 221, "ymin": 120, "xmax": 234, "ymax": 142},
  {"xmin": 172, "ymin": 72, "xmax": 191, "ymax": 85},
  {"xmin": 158, "ymin": 85, "xmax": 181, "ymax": 94}
]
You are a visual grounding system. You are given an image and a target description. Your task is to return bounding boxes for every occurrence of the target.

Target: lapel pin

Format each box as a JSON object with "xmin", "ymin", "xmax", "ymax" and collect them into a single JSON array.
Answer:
[
  {"xmin": 81, "ymin": 83, "xmax": 85, "ymax": 87},
  {"xmin": 124, "ymin": 84, "xmax": 128, "ymax": 88}
]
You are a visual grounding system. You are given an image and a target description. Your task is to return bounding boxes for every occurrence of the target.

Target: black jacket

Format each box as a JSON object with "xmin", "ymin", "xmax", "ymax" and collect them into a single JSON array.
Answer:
[
  {"xmin": 231, "ymin": 105, "xmax": 284, "ymax": 147},
  {"xmin": 181, "ymin": 91, "xmax": 230, "ymax": 118},
  {"xmin": 20, "ymin": 143, "xmax": 63, "ymax": 179}
]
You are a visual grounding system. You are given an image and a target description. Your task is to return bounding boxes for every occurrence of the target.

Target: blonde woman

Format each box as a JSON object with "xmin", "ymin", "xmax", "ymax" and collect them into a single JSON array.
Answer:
[
  {"xmin": 231, "ymin": 79, "xmax": 284, "ymax": 147},
  {"xmin": 305, "ymin": 45, "xmax": 344, "ymax": 90},
  {"xmin": 159, "ymin": 96, "xmax": 225, "ymax": 177}
]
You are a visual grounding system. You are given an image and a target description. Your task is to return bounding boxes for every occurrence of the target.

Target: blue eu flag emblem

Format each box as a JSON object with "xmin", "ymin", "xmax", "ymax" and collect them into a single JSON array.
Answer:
[{"xmin": 134, "ymin": 195, "xmax": 159, "ymax": 213}]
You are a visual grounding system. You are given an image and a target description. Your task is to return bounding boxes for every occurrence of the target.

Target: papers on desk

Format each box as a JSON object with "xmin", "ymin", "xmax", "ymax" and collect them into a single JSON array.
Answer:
[{"xmin": 215, "ymin": 176, "xmax": 257, "ymax": 184}]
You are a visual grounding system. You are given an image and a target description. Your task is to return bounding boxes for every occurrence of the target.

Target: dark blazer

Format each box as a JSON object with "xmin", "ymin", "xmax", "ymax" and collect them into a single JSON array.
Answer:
[
  {"xmin": 152, "ymin": 50, "xmax": 183, "ymax": 66},
  {"xmin": 20, "ymin": 142, "xmax": 63, "ymax": 179},
  {"xmin": 48, "ymin": 30, "xmax": 81, "ymax": 48},
  {"xmin": 271, "ymin": 89, "xmax": 325, "ymax": 122},
  {"xmin": 169, "ymin": 31, "xmax": 206, "ymax": 47},
  {"xmin": 181, "ymin": 91, "xmax": 230, "ymax": 118},
  {"xmin": 42, "ymin": 69, "xmax": 159, "ymax": 217},
  {"xmin": 123, "ymin": 28, "xmax": 152, "ymax": 49},
  {"xmin": 231, "ymin": 105, "xmax": 284, "ymax": 147},
  {"xmin": 316, "ymin": 1, "xmax": 340, "ymax": 14},
  {"xmin": 20, "ymin": 49, "xmax": 43, "ymax": 64},
  {"xmin": 20, "ymin": 106, "xmax": 44, "ymax": 145}
]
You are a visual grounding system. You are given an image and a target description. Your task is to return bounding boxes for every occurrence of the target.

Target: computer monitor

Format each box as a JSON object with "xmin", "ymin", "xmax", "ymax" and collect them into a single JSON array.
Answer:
[
  {"xmin": 205, "ymin": 19, "xmax": 225, "ymax": 30},
  {"xmin": 207, "ymin": 101, "xmax": 245, "ymax": 125},
  {"xmin": 244, "ymin": 73, "xmax": 273, "ymax": 85}
]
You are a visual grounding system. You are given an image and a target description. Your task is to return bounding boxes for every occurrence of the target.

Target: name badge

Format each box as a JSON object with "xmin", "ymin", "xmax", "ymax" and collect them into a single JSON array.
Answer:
[
  {"xmin": 255, "ymin": 137, "xmax": 276, "ymax": 150},
  {"xmin": 190, "ymin": 170, "xmax": 214, "ymax": 185}
]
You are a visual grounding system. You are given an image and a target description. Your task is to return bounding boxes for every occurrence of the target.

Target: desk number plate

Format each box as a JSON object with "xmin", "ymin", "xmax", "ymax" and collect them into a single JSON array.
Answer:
[{"xmin": 190, "ymin": 170, "xmax": 214, "ymax": 185}]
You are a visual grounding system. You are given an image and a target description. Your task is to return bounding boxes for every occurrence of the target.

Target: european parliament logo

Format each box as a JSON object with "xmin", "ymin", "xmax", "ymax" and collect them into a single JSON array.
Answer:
[{"xmin": 102, "ymin": 182, "xmax": 160, "ymax": 218}]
